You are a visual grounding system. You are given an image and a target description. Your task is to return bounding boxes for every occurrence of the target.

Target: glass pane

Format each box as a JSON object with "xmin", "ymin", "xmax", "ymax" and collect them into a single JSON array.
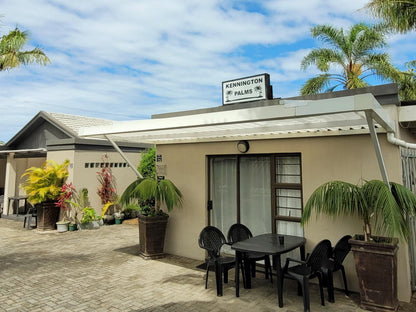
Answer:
[
  {"xmin": 240, "ymin": 156, "xmax": 271, "ymax": 236},
  {"xmin": 276, "ymin": 156, "xmax": 301, "ymax": 184},
  {"xmin": 276, "ymin": 220, "xmax": 304, "ymax": 263},
  {"xmin": 276, "ymin": 220, "xmax": 303, "ymax": 236},
  {"xmin": 276, "ymin": 189, "xmax": 302, "ymax": 217}
]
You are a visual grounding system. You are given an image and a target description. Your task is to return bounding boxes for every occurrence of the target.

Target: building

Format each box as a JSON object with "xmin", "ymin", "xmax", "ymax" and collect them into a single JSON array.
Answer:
[
  {"xmin": 0, "ymin": 111, "xmax": 149, "ymax": 216},
  {"xmin": 79, "ymin": 83, "xmax": 416, "ymax": 302}
]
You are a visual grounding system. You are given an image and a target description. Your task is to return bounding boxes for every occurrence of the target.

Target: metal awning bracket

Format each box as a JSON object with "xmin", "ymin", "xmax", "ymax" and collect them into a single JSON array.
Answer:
[
  {"xmin": 104, "ymin": 135, "xmax": 143, "ymax": 178},
  {"xmin": 365, "ymin": 112, "xmax": 390, "ymax": 186}
]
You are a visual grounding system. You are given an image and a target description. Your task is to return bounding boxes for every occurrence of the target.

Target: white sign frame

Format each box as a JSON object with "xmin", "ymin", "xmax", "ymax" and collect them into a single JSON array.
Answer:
[{"xmin": 222, "ymin": 73, "xmax": 271, "ymax": 105}]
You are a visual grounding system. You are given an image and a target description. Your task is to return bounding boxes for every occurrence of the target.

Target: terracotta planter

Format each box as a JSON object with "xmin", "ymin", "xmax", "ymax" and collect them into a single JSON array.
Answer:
[
  {"xmin": 349, "ymin": 236, "xmax": 399, "ymax": 312},
  {"xmin": 138, "ymin": 214, "xmax": 168, "ymax": 260},
  {"xmin": 37, "ymin": 202, "xmax": 60, "ymax": 230}
]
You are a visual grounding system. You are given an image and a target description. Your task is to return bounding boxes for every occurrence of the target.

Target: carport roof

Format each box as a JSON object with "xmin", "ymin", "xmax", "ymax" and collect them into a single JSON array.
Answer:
[{"xmin": 78, "ymin": 93, "xmax": 396, "ymax": 144}]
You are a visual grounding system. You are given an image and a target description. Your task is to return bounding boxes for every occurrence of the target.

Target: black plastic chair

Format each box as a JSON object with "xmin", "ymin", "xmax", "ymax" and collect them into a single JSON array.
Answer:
[
  {"xmin": 322, "ymin": 235, "xmax": 352, "ymax": 302},
  {"xmin": 198, "ymin": 226, "xmax": 235, "ymax": 296},
  {"xmin": 283, "ymin": 239, "xmax": 332, "ymax": 312},
  {"xmin": 23, "ymin": 205, "xmax": 37, "ymax": 230},
  {"xmin": 227, "ymin": 223, "xmax": 272, "ymax": 284}
]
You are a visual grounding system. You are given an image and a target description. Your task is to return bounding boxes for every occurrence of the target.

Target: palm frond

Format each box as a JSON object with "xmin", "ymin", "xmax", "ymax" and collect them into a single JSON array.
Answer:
[
  {"xmin": 302, "ymin": 181, "xmax": 363, "ymax": 225},
  {"xmin": 157, "ymin": 179, "xmax": 183, "ymax": 212},
  {"xmin": 362, "ymin": 180, "xmax": 409, "ymax": 240},
  {"xmin": 120, "ymin": 178, "xmax": 145, "ymax": 204},
  {"xmin": 300, "ymin": 74, "xmax": 332, "ymax": 95}
]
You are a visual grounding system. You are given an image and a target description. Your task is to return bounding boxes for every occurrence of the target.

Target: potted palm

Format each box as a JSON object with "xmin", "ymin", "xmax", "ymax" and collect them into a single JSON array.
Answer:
[
  {"xmin": 120, "ymin": 148, "xmax": 183, "ymax": 259},
  {"xmin": 21, "ymin": 159, "xmax": 70, "ymax": 230},
  {"xmin": 301, "ymin": 179, "xmax": 416, "ymax": 312},
  {"xmin": 121, "ymin": 177, "xmax": 183, "ymax": 259}
]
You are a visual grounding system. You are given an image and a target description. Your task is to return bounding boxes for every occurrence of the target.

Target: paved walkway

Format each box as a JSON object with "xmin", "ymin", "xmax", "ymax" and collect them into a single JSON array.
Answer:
[{"xmin": 0, "ymin": 218, "xmax": 414, "ymax": 312}]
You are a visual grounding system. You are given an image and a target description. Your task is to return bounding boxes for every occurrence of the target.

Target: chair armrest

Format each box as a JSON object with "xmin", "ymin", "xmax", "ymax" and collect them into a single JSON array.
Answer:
[{"xmin": 283, "ymin": 257, "xmax": 307, "ymax": 270}]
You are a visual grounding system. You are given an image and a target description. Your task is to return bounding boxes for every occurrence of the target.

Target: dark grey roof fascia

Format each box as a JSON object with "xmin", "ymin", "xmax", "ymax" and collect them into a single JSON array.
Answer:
[
  {"xmin": 152, "ymin": 98, "xmax": 281, "ymax": 119},
  {"xmin": 6, "ymin": 111, "xmax": 76, "ymax": 147},
  {"xmin": 151, "ymin": 83, "xmax": 400, "ymax": 120},
  {"xmin": 285, "ymin": 83, "xmax": 400, "ymax": 106}
]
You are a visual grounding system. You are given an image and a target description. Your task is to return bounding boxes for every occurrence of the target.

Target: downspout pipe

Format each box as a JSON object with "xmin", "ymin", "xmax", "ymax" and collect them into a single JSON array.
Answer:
[{"xmin": 387, "ymin": 132, "xmax": 416, "ymax": 149}]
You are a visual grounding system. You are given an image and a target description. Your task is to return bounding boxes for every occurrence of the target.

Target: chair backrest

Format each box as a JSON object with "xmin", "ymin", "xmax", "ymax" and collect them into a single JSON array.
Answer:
[
  {"xmin": 227, "ymin": 223, "xmax": 253, "ymax": 244},
  {"xmin": 198, "ymin": 226, "xmax": 227, "ymax": 259},
  {"xmin": 332, "ymin": 235, "xmax": 352, "ymax": 265},
  {"xmin": 306, "ymin": 239, "xmax": 332, "ymax": 272}
]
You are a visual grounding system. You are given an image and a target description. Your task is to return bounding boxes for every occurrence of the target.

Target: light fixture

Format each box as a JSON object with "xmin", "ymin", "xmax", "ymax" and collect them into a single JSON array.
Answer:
[{"xmin": 237, "ymin": 140, "xmax": 250, "ymax": 153}]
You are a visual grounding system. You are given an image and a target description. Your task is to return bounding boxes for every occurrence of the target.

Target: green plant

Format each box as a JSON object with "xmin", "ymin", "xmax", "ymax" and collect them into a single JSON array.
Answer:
[
  {"xmin": 121, "ymin": 177, "xmax": 182, "ymax": 215},
  {"xmin": 68, "ymin": 188, "xmax": 90, "ymax": 224},
  {"xmin": 21, "ymin": 159, "xmax": 70, "ymax": 204},
  {"xmin": 122, "ymin": 203, "xmax": 141, "ymax": 219},
  {"xmin": 301, "ymin": 179, "xmax": 416, "ymax": 241},
  {"xmin": 80, "ymin": 207, "xmax": 98, "ymax": 224},
  {"xmin": 121, "ymin": 148, "xmax": 182, "ymax": 215},
  {"xmin": 139, "ymin": 148, "xmax": 156, "ymax": 179}
]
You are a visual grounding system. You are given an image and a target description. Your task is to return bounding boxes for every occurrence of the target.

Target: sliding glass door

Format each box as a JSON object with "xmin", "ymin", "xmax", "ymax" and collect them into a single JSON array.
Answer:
[{"xmin": 209, "ymin": 154, "xmax": 303, "ymax": 240}]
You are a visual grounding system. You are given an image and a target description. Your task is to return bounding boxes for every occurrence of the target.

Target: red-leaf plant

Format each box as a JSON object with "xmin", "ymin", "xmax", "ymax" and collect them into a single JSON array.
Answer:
[{"xmin": 55, "ymin": 182, "xmax": 76, "ymax": 222}]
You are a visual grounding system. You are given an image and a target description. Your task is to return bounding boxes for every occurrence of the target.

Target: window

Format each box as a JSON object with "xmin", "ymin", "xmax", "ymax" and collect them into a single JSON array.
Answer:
[{"xmin": 272, "ymin": 155, "xmax": 303, "ymax": 236}]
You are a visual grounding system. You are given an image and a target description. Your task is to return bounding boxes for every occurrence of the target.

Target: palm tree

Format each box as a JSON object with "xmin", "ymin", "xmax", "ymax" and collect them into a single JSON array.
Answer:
[
  {"xmin": 365, "ymin": 0, "xmax": 416, "ymax": 33},
  {"xmin": 300, "ymin": 23, "xmax": 394, "ymax": 95},
  {"xmin": 0, "ymin": 27, "xmax": 50, "ymax": 71},
  {"xmin": 394, "ymin": 61, "xmax": 416, "ymax": 100},
  {"xmin": 301, "ymin": 180, "xmax": 416, "ymax": 242}
]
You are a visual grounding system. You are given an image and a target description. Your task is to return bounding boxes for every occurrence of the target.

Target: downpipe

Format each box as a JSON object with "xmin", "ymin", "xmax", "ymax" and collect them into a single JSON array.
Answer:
[{"xmin": 387, "ymin": 132, "xmax": 416, "ymax": 149}]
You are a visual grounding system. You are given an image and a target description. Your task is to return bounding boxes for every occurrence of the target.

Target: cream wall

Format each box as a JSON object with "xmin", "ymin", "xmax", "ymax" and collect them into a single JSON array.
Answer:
[
  {"xmin": 4, "ymin": 156, "xmax": 45, "ymax": 213},
  {"xmin": 47, "ymin": 150, "xmax": 141, "ymax": 213},
  {"xmin": 16, "ymin": 157, "xmax": 46, "ymax": 196},
  {"xmin": 157, "ymin": 133, "xmax": 412, "ymax": 302}
]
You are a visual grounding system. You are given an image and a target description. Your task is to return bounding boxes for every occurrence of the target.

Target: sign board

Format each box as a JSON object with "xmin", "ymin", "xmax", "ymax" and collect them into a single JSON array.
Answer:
[{"xmin": 222, "ymin": 73, "xmax": 272, "ymax": 105}]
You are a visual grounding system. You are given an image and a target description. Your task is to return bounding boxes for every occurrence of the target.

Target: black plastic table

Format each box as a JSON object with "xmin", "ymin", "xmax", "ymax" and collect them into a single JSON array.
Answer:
[{"xmin": 232, "ymin": 233, "xmax": 306, "ymax": 307}]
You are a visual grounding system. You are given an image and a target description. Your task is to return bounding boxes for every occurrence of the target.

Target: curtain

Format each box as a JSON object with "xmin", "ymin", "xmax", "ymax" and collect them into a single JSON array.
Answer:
[
  {"xmin": 211, "ymin": 157, "xmax": 237, "ymax": 236},
  {"xmin": 240, "ymin": 156, "xmax": 271, "ymax": 236}
]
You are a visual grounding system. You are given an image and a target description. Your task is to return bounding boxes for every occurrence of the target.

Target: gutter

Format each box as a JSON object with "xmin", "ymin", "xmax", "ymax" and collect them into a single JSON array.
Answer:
[{"xmin": 0, "ymin": 148, "xmax": 47, "ymax": 154}]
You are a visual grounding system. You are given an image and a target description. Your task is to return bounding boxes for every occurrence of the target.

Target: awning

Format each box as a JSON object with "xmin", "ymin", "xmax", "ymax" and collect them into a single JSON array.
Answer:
[
  {"xmin": 78, "ymin": 93, "xmax": 395, "ymax": 144},
  {"xmin": 0, "ymin": 148, "xmax": 47, "ymax": 155}
]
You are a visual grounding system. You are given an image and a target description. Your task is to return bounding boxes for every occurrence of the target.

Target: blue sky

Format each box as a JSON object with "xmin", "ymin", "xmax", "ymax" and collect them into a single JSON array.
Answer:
[{"xmin": 0, "ymin": 0, "xmax": 415, "ymax": 143}]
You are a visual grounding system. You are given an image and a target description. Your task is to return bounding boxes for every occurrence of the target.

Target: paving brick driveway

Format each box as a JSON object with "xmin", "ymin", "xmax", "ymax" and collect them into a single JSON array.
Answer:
[{"xmin": 0, "ymin": 218, "xmax": 414, "ymax": 312}]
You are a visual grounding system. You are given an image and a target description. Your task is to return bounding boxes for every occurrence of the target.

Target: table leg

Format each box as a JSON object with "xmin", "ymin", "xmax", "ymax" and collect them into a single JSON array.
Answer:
[
  {"xmin": 300, "ymin": 244, "xmax": 306, "ymax": 260},
  {"xmin": 235, "ymin": 250, "xmax": 241, "ymax": 297},
  {"xmin": 16, "ymin": 199, "xmax": 20, "ymax": 217},
  {"xmin": 215, "ymin": 260, "xmax": 222, "ymax": 296},
  {"xmin": 244, "ymin": 254, "xmax": 252, "ymax": 289},
  {"xmin": 275, "ymin": 255, "xmax": 283, "ymax": 308}
]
